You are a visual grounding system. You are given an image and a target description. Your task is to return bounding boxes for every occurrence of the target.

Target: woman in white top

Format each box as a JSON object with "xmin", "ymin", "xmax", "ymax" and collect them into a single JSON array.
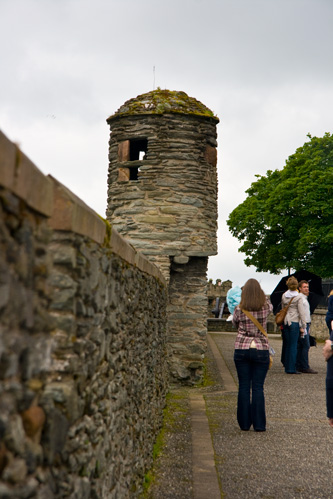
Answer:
[{"xmin": 281, "ymin": 276, "xmax": 307, "ymax": 374}]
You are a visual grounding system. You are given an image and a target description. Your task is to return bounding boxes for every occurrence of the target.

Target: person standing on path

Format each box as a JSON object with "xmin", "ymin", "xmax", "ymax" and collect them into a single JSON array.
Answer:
[
  {"xmin": 323, "ymin": 327, "xmax": 333, "ymax": 427},
  {"xmin": 232, "ymin": 279, "xmax": 272, "ymax": 432},
  {"xmin": 325, "ymin": 290, "xmax": 333, "ymax": 334},
  {"xmin": 281, "ymin": 276, "xmax": 307, "ymax": 374},
  {"xmin": 296, "ymin": 280, "xmax": 317, "ymax": 374}
]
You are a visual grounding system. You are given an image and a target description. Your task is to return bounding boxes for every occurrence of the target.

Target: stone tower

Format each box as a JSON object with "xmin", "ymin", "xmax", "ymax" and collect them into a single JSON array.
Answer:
[{"xmin": 106, "ymin": 89, "xmax": 219, "ymax": 382}]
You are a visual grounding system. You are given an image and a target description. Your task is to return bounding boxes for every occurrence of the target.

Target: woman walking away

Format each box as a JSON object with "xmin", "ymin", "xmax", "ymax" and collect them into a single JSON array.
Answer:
[
  {"xmin": 281, "ymin": 277, "xmax": 307, "ymax": 374},
  {"xmin": 233, "ymin": 279, "xmax": 272, "ymax": 432}
]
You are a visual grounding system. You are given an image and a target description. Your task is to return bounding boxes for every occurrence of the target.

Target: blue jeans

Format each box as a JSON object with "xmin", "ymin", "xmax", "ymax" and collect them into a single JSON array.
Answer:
[
  {"xmin": 234, "ymin": 348, "xmax": 269, "ymax": 431},
  {"xmin": 296, "ymin": 323, "xmax": 310, "ymax": 371},
  {"xmin": 281, "ymin": 328, "xmax": 286, "ymax": 366},
  {"xmin": 283, "ymin": 322, "xmax": 300, "ymax": 373}
]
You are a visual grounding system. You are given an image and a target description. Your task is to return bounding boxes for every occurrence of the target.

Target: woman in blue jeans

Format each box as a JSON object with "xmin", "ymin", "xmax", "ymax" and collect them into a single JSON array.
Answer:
[
  {"xmin": 281, "ymin": 277, "xmax": 307, "ymax": 374},
  {"xmin": 233, "ymin": 279, "xmax": 273, "ymax": 432}
]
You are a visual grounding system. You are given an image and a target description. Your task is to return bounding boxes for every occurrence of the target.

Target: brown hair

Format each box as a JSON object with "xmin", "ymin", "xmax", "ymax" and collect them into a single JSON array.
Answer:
[
  {"xmin": 239, "ymin": 278, "xmax": 266, "ymax": 311},
  {"xmin": 286, "ymin": 276, "xmax": 298, "ymax": 291},
  {"xmin": 329, "ymin": 289, "xmax": 333, "ymax": 297},
  {"xmin": 298, "ymin": 280, "xmax": 308, "ymax": 289}
]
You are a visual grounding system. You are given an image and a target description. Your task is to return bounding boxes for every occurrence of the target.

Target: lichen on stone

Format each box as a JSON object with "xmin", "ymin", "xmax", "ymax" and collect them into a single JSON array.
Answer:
[{"xmin": 107, "ymin": 89, "xmax": 218, "ymax": 121}]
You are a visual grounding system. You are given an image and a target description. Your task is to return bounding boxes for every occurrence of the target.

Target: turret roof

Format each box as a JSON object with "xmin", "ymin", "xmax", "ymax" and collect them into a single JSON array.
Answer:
[{"xmin": 107, "ymin": 89, "xmax": 219, "ymax": 122}]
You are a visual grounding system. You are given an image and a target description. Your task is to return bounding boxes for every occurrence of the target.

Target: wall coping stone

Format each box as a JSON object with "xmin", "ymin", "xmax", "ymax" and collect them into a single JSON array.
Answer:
[
  {"xmin": 110, "ymin": 229, "xmax": 166, "ymax": 284},
  {"xmin": 0, "ymin": 130, "xmax": 53, "ymax": 216},
  {"xmin": 48, "ymin": 176, "xmax": 165, "ymax": 283},
  {"xmin": 0, "ymin": 129, "xmax": 165, "ymax": 285},
  {"xmin": 313, "ymin": 308, "xmax": 326, "ymax": 316},
  {"xmin": 48, "ymin": 174, "xmax": 107, "ymax": 244}
]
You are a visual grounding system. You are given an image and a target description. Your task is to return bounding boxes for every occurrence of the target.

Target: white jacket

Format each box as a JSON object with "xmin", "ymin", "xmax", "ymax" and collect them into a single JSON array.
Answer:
[{"xmin": 282, "ymin": 290, "xmax": 307, "ymax": 330}]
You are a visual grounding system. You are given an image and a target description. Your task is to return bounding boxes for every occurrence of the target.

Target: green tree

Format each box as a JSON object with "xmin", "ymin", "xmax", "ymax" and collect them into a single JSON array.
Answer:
[{"xmin": 227, "ymin": 133, "xmax": 333, "ymax": 277}]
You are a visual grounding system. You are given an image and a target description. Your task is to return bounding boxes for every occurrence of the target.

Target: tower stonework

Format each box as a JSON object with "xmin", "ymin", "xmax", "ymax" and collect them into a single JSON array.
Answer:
[{"xmin": 106, "ymin": 89, "xmax": 219, "ymax": 382}]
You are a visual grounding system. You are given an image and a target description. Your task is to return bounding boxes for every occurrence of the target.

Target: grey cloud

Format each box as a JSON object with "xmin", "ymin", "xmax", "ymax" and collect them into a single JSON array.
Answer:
[{"xmin": 1, "ymin": 0, "xmax": 333, "ymax": 291}]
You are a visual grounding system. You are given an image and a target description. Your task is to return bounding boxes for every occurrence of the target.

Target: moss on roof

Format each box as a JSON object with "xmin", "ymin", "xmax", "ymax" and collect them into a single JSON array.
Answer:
[{"xmin": 107, "ymin": 89, "xmax": 219, "ymax": 122}]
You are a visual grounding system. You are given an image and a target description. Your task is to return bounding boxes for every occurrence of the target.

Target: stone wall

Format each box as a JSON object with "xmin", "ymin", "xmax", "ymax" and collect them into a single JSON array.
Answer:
[
  {"xmin": 106, "ymin": 90, "xmax": 219, "ymax": 382},
  {"xmin": 0, "ymin": 130, "xmax": 168, "ymax": 498},
  {"xmin": 207, "ymin": 319, "xmax": 235, "ymax": 333},
  {"xmin": 167, "ymin": 258, "xmax": 208, "ymax": 382},
  {"xmin": 207, "ymin": 279, "xmax": 233, "ymax": 318},
  {"xmin": 311, "ymin": 308, "xmax": 330, "ymax": 340},
  {"xmin": 106, "ymin": 103, "xmax": 218, "ymax": 282}
]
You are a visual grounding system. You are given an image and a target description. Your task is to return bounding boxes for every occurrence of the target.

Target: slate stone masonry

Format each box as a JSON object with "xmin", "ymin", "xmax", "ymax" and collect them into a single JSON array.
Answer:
[
  {"xmin": 0, "ymin": 130, "xmax": 168, "ymax": 498},
  {"xmin": 106, "ymin": 89, "xmax": 219, "ymax": 382},
  {"xmin": 167, "ymin": 257, "xmax": 209, "ymax": 380},
  {"xmin": 106, "ymin": 100, "xmax": 218, "ymax": 278}
]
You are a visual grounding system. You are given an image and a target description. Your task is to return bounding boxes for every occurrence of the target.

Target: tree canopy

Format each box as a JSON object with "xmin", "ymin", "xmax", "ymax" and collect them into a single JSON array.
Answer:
[{"xmin": 227, "ymin": 133, "xmax": 333, "ymax": 277}]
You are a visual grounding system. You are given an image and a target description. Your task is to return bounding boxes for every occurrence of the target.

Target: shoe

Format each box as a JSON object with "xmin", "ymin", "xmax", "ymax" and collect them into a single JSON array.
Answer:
[
  {"xmin": 300, "ymin": 368, "xmax": 318, "ymax": 374},
  {"xmin": 286, "ymin": 371, "xmax": 302, "ymax": 374}
]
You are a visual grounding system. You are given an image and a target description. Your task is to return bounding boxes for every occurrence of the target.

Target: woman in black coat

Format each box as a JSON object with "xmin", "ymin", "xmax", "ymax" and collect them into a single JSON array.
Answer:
[
  {"xmin": 323, "ymin": 289, "xmax": 333, "ymax": 427},
  {"xmin": 326, "ymin": 290, "xmax": 333, "ymax": 334}
]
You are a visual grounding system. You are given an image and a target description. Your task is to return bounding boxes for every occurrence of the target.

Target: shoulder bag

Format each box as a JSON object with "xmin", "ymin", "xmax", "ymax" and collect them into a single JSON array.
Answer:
[
  {"xmin": 242, "ymin": 308, "xmax": 275, "ymax": 369},
  {"xmin": 275, "ymin": 297, "xmax": 295, "ymax": 326}
]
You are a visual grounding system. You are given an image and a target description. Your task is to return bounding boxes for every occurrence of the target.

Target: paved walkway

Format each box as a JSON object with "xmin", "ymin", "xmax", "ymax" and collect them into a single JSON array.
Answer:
[{"xmin": 147, "ymin": 332, "xmax": 333, "ymax": 499}]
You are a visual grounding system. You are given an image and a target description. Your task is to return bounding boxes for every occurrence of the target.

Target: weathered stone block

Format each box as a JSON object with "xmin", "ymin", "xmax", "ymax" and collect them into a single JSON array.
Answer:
[
  {"xmin": 41, "ymin": 406, "xmax": 70, "ymax": 465},
  {"xmin": 137, "ymin": 215, "xmax": 175, "ymax": 224},
  {"xmin": 2, "ymin": 457, "xmax": 28, "ymax": 484},
  {"xmin": 49, "ymin": 244, "xmax": 76, "ymax": 267},
  {"xmin": 21, "ymin": 406, "xmax": 46, "ymax": 439},
  {"xmin": 48, "ymin": 176, "xmax": 106, "ymax": 244},
  {"xmin": 4, "ymin": 415, "xmax": 26, "ymax": 455}
]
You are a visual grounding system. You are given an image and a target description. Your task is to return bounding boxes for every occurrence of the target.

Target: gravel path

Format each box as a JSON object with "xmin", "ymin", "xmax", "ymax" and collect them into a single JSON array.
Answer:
[{"xmin": 145, "ymin": 332, "xmax": 333, "ymax": 498}]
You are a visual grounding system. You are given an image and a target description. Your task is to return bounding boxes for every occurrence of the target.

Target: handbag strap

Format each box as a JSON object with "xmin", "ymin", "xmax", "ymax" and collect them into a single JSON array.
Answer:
[
  {"xmin": 284, "ymin": 296, "xmax": 295, "ymax": 311},
  {"xmin": 242, "ymin": 309, "xmax": 268, "ymax": 338}
]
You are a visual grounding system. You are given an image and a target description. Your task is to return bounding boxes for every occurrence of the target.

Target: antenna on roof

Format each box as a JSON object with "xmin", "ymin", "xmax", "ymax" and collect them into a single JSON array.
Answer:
[{"xmin": 153, "ymin": 65, "xmax": 155, "ymax": 90}]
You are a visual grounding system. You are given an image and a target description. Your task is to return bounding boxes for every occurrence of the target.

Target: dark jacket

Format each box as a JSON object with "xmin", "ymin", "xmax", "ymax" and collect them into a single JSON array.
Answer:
[{"xmin": 326, "ymin": 295, "xmax": 333, "ymax": 321}]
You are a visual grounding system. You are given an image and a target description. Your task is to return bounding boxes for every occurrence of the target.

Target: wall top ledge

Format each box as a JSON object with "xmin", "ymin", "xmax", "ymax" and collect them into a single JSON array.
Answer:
[
  {"xmin": 48, "ymin": 176, "xmax": 165, "ymax": 283},
  {"xmin": 0, "ymin": 130, "xmax": 53, "ymax": 216},
  {"xmin": 48, "ymin": 175, "xmax": 107, "ymax": 244},
  {"xmin": 110, "ymin": 229, "xmax": 166, "ymax": 285},
  {"xmin": 0, "ymin": 129, "xmax": 165, "ymax": 285}
]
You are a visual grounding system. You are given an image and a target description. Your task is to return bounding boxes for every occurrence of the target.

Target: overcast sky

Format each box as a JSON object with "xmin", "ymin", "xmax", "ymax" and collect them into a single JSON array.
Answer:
[{"xmin": 1, "ymin": 0, "xmax": 333, "ymax": 293}]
